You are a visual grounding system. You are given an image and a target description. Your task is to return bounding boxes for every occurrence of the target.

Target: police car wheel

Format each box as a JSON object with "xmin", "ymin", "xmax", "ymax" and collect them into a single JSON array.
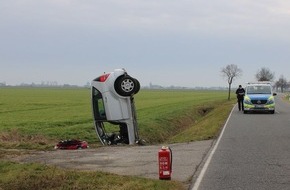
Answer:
[{"xmin": 114, "ymin": 76, "xmax": 138, "ymax": 96}]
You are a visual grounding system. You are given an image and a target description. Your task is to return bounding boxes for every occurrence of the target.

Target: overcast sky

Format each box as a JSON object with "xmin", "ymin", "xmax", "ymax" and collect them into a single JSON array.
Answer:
[{"xmin": 1, "ymin": 0, "xmax": 290, "ymax": 88}]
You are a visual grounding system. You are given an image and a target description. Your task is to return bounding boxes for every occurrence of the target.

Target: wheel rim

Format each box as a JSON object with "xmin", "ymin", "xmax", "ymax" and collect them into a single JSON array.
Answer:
[{"xmin": 121, "ymin": 79, "xmax": 134, "ymax": 92}]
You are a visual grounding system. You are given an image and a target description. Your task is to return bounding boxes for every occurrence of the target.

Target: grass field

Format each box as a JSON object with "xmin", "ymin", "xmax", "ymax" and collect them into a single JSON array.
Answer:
[
  {"xmin": 0, "ymin": 87, "xmax": 234, "ymax": 149},
  {"xmin": 0, "ymin": 87, "xmax": 94, "ymax": 149},
  {"xmin": 0, "ymin": 87, "xmax": 235, "ymax": 190}
]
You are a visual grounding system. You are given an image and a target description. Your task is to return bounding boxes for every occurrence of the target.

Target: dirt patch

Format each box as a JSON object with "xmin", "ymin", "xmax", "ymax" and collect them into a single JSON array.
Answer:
[
  {"xmin": 0, "ymin": 129, "xmax": 53, "ymax": 149},
  {"xmin": 197, "ymin": 106, "xmax": 214, "ymax": 116}
]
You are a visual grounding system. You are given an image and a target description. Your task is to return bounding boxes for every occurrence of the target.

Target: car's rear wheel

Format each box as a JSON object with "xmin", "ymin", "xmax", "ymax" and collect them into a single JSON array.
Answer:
[{"xmin": 114, "ymin": 76, "xmax": 139, "ymax": 96}]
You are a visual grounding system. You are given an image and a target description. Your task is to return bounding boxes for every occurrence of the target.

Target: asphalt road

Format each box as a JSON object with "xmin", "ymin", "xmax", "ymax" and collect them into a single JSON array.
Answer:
[{"xmin": 191, "ymin": 94, "xmax": 290, "ymax": 190}]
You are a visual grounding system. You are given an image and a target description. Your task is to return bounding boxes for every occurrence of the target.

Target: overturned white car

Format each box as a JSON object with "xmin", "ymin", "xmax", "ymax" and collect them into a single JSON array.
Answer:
[{"xmin": 91, "ymin": 69, "xmax": 140, "ymax": 145}]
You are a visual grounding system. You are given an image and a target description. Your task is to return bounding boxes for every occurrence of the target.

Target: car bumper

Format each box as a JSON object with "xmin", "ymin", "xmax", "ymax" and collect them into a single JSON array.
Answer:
[{"xmin": 244, "ymin": 104, "xmax": 275, "ymax": 111}]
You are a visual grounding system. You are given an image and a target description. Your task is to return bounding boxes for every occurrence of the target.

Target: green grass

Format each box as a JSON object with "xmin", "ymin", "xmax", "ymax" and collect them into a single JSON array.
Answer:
[
  {"xmin": 0, "ymin": 88, "xmax": 234, "ymax": 148},
  {"xmin": 284, "ymin": 93, "xmax": 290, "ymax": 101},
  {"xmin": 169, "ymin": 100, "xmax": 234, "ymax": 142},
  {"xmin": 0, "ymin": 88, "xmax": 235, "ymax": 149},
  {"xmin": 0, "ymin": 88, "xmax": 95, "ymax": 149},
  {"xmin": 136, "ymin": 90, "xmax": 234, "ymax": 143},
  {"xmin": 0, "ymin": 87, "xmax": 235, "ymax": 190}
]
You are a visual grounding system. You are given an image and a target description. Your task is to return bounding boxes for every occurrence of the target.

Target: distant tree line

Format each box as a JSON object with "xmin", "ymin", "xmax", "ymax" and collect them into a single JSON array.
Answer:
[
  {"xmin": 0, "ymin": 82, "xmax": 6, "ymax": 86},
  {"xmin": 221, "ymin": 65, "xmax": 290, "ymax": 100},
  {"xmin": 0, "ymin": 81, "xmax": 91, "ymax": 88},
  {"xmin": 254, "ymin": 67, "xmax": 290, "ymax": 93}
]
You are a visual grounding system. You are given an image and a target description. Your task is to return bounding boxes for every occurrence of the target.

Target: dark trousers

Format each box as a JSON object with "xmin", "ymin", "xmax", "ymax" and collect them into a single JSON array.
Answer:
[{"xmin": 237, "ymin": 99, "xmax": 244, "ymax": 111}]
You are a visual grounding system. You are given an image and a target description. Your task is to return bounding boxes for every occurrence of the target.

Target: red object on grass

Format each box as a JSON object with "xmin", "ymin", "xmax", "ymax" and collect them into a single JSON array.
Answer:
[{"xmin": 54, "ymin": 139, "xmax": 88, "ymax": 150}]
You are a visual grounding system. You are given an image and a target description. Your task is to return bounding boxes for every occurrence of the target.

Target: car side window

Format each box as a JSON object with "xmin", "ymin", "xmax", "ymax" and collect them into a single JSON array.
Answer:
[{"xmin": 92, "ymin": 87, "xmax": 107, "ymax": 120}]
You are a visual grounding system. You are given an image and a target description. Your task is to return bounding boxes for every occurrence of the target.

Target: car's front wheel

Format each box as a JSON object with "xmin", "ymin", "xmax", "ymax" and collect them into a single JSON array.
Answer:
[{"xmin": 114, "ymin": 76, "xmax": 140, "ymax": 96}]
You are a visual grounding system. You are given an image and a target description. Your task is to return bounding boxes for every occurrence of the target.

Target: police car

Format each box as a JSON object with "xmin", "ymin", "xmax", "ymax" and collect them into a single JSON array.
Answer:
[{"xmin": 243, "ymin": 82, "xmax": 277, "ymax": 114}]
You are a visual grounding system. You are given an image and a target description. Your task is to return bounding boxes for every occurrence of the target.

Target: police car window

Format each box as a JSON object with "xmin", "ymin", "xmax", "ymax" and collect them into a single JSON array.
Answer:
[
  {"xmin": 260, "ymin": 86, "xmax": 271, "ymax": 94},
  {"xmin": 247, "ymin": 86, "xmax": 256, "ymax": 94},
  {"xmin": 247, "ymin": 86, "xmax": 271, "ymax": 94}
]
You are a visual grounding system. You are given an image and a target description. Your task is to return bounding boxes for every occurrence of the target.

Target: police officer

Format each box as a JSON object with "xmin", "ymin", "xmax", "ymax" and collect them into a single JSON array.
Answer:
[{"xmin": 236, "ymin": 85, "xmax": 245, "ymax": 111}]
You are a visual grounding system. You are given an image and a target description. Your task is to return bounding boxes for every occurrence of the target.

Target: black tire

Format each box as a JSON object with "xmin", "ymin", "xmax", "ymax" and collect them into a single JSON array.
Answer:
[
  {"xmin": 114, "ymin": 75, "xmax": 138, "ymax": 96},
  {"xmin": 270, "ymin": 110, "xmax": 275, "ymax": 114},
  {"xmin": 133, "ymin": 78, "xmax": 140, "ymax": 95},
  {"xmin": 243, "ymin": 110, "xmax": 248, "ymax": 114}
]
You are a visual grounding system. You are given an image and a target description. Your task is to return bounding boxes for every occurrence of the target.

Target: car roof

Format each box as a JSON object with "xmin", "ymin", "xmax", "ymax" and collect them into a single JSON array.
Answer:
[
  {"xmin": 247, "ymin": 84, "xmax": 271, "ymax": 86},
  {"xmin": 246, "ymin": 82, "xmax": 272, "ymax": 86}
]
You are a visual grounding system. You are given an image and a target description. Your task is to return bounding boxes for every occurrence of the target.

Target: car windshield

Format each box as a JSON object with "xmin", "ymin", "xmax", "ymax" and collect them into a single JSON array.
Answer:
[{"xmin": 246, "ymin": 85, "xmax": 272, "ymax": 94}]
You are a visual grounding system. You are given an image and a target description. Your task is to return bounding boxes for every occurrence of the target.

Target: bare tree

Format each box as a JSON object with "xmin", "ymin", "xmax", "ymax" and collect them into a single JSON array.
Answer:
[
  {"xmin": 255, "ymin": 67, "xmax": 275, "ymax": 81},
  {"xmin": 221, "ymin": 64, "xmax": 242, "ymax": 100},
  {"xmin": 275, "ymin": 75, "xmax": 288, "ymax": 92}
]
